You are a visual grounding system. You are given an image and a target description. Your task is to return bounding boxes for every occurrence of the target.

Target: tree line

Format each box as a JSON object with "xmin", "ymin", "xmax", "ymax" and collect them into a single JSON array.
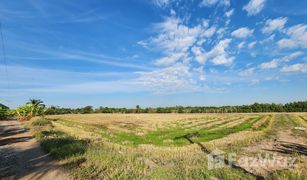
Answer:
[
  {"xmin": 1, "ymin": 100, "xmax": 306, "ymax": 120},
  {"xmin": 44, "ymin": 101, "xmax": 307, "ymax": 115}
]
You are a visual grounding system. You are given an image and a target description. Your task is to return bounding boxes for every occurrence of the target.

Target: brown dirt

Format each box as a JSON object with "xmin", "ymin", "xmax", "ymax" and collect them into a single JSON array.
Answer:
[
  {"xmin": 0, "ymin": 119, "xmax": 69, "ymax": 180},
  {"xmin": 239, "ymin": 128, "xmax": 307, "ymax": 178}
]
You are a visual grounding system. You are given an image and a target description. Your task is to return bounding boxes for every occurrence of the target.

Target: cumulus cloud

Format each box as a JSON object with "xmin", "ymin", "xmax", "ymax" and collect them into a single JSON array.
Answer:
[
  {"xmin": 262, "ymin": 17, "xmax": 288, "ymax": 34},
  {"xmin": 237, "ymin": 42, "xmax": 245, "ymax": 49},
  {"xmin": 200, "ymin": 0, "xmax": 230, "ymax": 7},
  {"xmin": 248, "ymin": 41, "xmax": 257, "ymax": 49},
  {"xmin": 197, "ymin": 26, "xmax": 217, "ymax": 45},
  {"xmin": 260, "ymin": 34, "xmax": 275, "ymax": 44},
  {"xmin": 148, "ymin": 17, "xmax": 202, "ymax": 65},
  {"xmin": 281, "ymin": 63, "xmax": 307, "ymax": 73},
  {"xmin": 192, "ymin": 39, "xmax": 234, "ymax": 65},
  {"xmin": 191, "ymin": 46, "xmax": 207, "ymax": 63},
  {"xmin": 231, "ymin": 27, "xmax": 254, "ymax": 38},
  {"xmin": 282, "ymin": 51, "xmax": 303, "ymax": 62},
  {"xmin": 277, "ymin": 39, "xmax": 296, "ymax": 48},
  {"xmin": 154, "ymin": 52, "xmax": 188, "ymax": 66},
  {"xmin": 278, "ymin": 24, "xmax": 307, "ymax": 49},
  {"xmin": 243, "ymin": 0, "xmax": 266, "ymax": 16},
  {"xmin": 239, "ymin": 67, "xmax": 255, "ymax": 76},
  {"xmin": 136, "ymin": 16, "xmax": 219, "ymax": 92},
  {"xmin": 135, "ymin": 63, "xmax": 199, "ymax": 93},
  {"xmin": 260, "ymin": 59, "xmax": 279, "ymax": 69},
  {"xmin": 225, "ymin": 9, "xmax": 234, "ymax": 17},
  {"xmin": 211, "ymin": 54, "xmax": 234, "ymax": 65}
]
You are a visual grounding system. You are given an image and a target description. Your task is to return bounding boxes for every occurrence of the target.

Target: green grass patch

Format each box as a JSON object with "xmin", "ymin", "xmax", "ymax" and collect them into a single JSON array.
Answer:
[
  {"xmin": 36, "ymin": 130, "xmax": 88, "ymax": 160},
  {"xmin": 31, "ymin": 118, "xmax": 52, "ymax": 126},
  {"xmin": 107, "ymin": 116, "xmax": 262, "ymax": 146}
]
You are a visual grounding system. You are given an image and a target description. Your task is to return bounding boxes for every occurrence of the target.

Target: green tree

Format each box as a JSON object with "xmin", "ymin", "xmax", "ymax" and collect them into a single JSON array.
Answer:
[
  {"xmin": 136, "ymin": 105, "xmax": 140, "ymax": 113},
  {"xmin": 0, "ymin": 103, "xmax": 9, "ymax": 119}
]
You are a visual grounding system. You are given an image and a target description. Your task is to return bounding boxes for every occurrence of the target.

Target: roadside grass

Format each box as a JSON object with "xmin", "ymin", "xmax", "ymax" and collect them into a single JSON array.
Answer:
[
  {"xmin": 38, "ymin": 130, "xmax": 88, "ymax": 160},
  {"xmin": 30, "ymin": 118, "xmax": 88, "ymax": 161}
]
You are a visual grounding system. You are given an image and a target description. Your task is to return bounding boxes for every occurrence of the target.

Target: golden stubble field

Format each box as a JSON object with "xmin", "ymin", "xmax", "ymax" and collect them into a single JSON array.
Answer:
[{"xmin": 29, "ymin": 113, "xmax": 307, "ymax": 179}]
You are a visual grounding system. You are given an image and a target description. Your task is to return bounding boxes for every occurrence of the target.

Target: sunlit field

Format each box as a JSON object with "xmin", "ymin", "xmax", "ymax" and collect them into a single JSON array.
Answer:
[{"xmin": 29, "ymin": 113, "xmax": 307, "ymax": 179}]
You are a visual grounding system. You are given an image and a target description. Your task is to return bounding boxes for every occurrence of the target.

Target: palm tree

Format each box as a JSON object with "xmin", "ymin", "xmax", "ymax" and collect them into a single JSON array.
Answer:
[
  {"xmin": 26, "ymin": 98, "xmax": 45, "ymax": 116},
  {"xmin": 136, "ymin": 105, "xmax": 140, "ymax": 113}
]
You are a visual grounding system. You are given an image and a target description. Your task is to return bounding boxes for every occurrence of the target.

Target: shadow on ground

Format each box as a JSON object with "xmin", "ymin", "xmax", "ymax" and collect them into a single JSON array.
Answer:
[
  {"xmin": 266, "ymin": 141, "xmax": 307, "ymax": 156},
  {"xmin": 1, "ymin": 119, "xmax": 83, "ymax": 179}
]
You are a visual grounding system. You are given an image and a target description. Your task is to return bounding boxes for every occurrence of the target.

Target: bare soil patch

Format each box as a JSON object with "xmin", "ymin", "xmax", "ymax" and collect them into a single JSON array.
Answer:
[{"xmin": 0, "ymin": 119, "xmax": 69, "ymax": 180}]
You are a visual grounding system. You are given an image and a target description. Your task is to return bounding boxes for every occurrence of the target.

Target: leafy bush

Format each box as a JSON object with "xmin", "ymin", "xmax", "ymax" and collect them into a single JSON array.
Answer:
[
  {"xmin": 16, "ymin": 99, "xmax": 46, "ymax": 121},
  {"xmin": 0, "ymin": 103, "xmax": 9, "ymax": 119}
]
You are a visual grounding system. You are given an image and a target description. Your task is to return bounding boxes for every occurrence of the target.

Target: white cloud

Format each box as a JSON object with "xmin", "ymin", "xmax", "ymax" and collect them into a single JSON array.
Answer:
[
  {"xmin": 217, "ymin": 27, "xmax": 227, "ymax": 36},
  {"xmin": 231, "ymin": 27, "xmax": 254, "ymax": 38},
  {"xmin": 251, "ymin": 52, "xmax": 257, "ymax": 57},
  {"xmin": 192, "ymin": 39, "xmax": 234, "ymax": 65},
  {"xmin": 225, "ymin": 9, "xmax": 234, "ymax": 17},
  {"xmin": 192, "ymin": 46, "xmax": 207, "ymax": 63},
  {"xmin": 149, "ymin": 17, "xmax": 202, "ymax": 65},
  {"xmin": 277, "ymin": 39, "xmax": 296, "ymax": 48},
  {"xmin": 282, "ymin": 51, "xmax": 303, "ymax": 62},
  {"xmin": 262, "ymin": 17, "xmax": 288, "ymax": 34},
  {"xmin": 238, "ymin": 42, "xmax": 245, "ymax": 49},
  {"xmin": 243, "ymin": 0, "xmax": 266, "ymax": 16},
  {"xmin": 137, "ymin": 40, "xmax": 148, "ymax": 48},
  {"xmin": 154, "ymin": 52, "xmax": 187, "ymax": 66},
  {"xmin": 212, "ymin": 54, "xmax": 234, "ymax": 65},
  {"xmin": 260, "ymin": 34, "xmax": 275, "ymax": 44},
  {"xmin": 260, "ymin": 59, "xmax": 279, "ymax": 69},
  {"xmin": 248, "ymin": 41, "xmax": 257, "ymax": 49},
  {"xmin": 197, "ymin": 26, "xmax": 216, "ymax": 45},
  {"xmin": 250, "ymin": 79, "xmax": 260, "ymax": 85},
  {"xmin": 153, "ymin": 17, "xmax": 200, "ymax": 52},
  {"xmin": 200, "ymin": 0, "xmax": 230, "ymax": 7},
  {"xmin": 152, "ymin": 0, "xmax": 172, "ymax": 8},
  {"xmin": 201, "ymin": 26, "xmax": 216, "ymax": 38},
  {"xmin": 281, "ymin": 63, "xmax": 307, "ymax": 73},
  {"xmin": 278, "ymin": 24, "xmax": 307, "ymax": 49},
  {"xmin": 137, "ymin": 15, "xmax": 240, "ymax": 92},
  {"xmin": 136, "ymin": 63, "xmax": 199, "ymax": 93},
  {"xmin": 194, "ymin": 66, "xmax": 206, "ymax": 81},
  {"xmin": 239, "ymin": 67, "xmax": 255, "ymax": 76}
]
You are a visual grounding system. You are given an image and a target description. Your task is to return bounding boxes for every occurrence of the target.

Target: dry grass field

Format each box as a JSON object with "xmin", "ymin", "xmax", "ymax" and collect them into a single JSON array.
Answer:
[{"xmin": 28, "ymin": 113, "xmax": 307, "ymax": 179}]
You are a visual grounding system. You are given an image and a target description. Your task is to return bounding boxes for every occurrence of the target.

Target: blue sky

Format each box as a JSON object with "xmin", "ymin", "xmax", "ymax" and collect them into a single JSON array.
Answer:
[{"xmin": 0, "ymin": 0, "xmax": 307, "ymax": 108}]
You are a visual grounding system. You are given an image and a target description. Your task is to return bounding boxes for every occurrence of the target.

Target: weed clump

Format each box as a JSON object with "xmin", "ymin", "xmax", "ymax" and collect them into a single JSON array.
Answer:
[{"xmin": 31, "ymin": 118, "xmax": 52, "ymax": 126}]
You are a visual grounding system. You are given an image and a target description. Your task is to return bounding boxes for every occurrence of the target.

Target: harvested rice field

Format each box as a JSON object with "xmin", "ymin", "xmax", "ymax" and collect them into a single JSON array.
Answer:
[{"xmin": 28, "ymin": 113, "xmax": 307, "ymax": 179}]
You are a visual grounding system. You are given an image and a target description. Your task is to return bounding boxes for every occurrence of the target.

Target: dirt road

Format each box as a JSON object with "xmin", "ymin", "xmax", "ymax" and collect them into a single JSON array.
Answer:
[{"xmin": 0, "ymin": 119, "xmax": 69, "ymax": 180}]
